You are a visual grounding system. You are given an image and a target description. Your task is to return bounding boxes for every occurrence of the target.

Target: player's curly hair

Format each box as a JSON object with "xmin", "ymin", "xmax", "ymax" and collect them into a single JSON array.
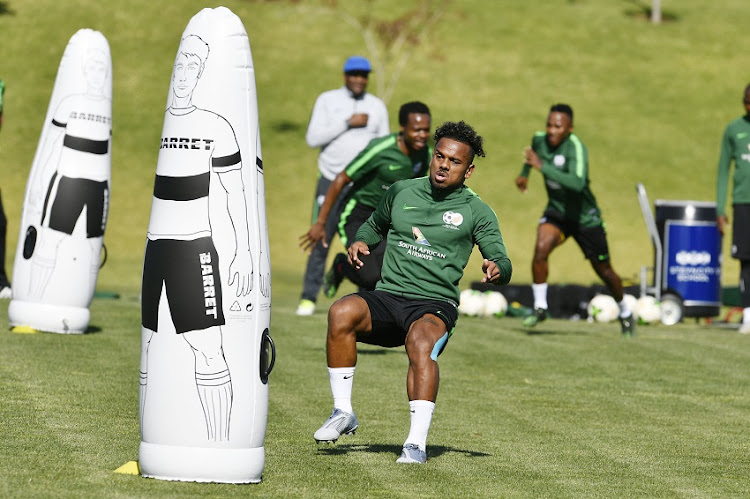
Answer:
[{"xmin": 433, "ymin": 121, "xmax": 485, "ymax": 162}]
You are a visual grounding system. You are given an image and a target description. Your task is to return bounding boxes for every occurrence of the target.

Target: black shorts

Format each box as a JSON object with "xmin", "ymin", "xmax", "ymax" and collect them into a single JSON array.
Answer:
[
  {"xmin": 43, "ymin": 174, "xmax": 109, "ymax": 237},
  {"xmin": 540, "ymin": 210, "xmax": 611, "ymax": 262},
  {"xmin": 355, "ymin": 290, "xmax": 458, "ymax": 359},
  {"xmin": 141, "ymin": 237, "xmax": 226, "ymax": 334},
  {"xmin": 732, "ymin": 204, "xmax": 750, "ymax": 260}
]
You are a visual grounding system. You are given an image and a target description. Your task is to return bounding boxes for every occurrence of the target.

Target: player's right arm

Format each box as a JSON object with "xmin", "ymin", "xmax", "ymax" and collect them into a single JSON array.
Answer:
[
  {"xmin": 354, "ymin": 177, "xmax": 403, "ymax": 247},
  {"xmin": 516, "ymin": 134, "xmax": 541, "ymax": 193},
  {"xmin": 716, "ymin": 125, "xmax": 733, "ymax": 233},
  {"xmin": 298, "ymin": 168, "xmax": 351, "ymax": 251}
]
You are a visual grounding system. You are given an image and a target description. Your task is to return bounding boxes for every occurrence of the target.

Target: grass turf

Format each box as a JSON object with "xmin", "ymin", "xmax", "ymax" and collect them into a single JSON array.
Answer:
[{"xmin": 1, "ymin": 294, "xmax": 749, "ymax": 497}]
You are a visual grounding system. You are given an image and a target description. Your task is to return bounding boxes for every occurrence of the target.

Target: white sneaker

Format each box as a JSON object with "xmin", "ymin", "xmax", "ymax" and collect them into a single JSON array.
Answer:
[
  {"xmin": 396, "ymin": 443, "xmax": 427, "ymax": 464},
  {"xmin": 0, "ymin": 286, "xmax": 11, "ymax": 299},
  {"xmin": 739, "ymin": 323, "xmax": 750, "ymax": 335},
  {"xmin": 295, "ymin": 299, "xmax": 315, "ymax": 316},
  {"xmin": 314, "ymin": 408, "xmax": 358, "ymax": 443}
]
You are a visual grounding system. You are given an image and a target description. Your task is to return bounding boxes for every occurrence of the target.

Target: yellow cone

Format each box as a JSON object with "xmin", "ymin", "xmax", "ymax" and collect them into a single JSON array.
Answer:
[
  {"xmin": 114, "ymin": 461, "xmax": 140, "ymax": 475},
  {"xmin": 11, "ymin": 325, "xmax": 39, "ymax": 334}
]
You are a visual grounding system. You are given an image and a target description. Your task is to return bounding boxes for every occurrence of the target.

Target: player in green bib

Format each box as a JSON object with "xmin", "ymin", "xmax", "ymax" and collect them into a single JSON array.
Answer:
[
  {"xmin": 715, "ymin": 83, "xmax": 750, "ymax": 334},
  {"xmin": 299, "ymin": 102, "xmax": 431, "ymax": 296},
  {"xmin": 0, "ymin": 77, "xmax": 10, "ymax": 299},
  {"xmin": 313, "ymin": 121, "xmax": 511, "ymax": 464},
  {"xmin": 515, "ymin": 104, "xmax": 634, "ymax": 335}
]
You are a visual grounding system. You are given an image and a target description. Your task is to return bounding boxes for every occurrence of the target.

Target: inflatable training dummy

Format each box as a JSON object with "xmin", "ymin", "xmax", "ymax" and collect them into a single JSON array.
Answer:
[
  {"xmin": 9, "ymin": 29, "xmax": 112, "ymax": 334},
  {"xmin": 138, "ymin": 7, "xmax": 274, "ymax": 484}
]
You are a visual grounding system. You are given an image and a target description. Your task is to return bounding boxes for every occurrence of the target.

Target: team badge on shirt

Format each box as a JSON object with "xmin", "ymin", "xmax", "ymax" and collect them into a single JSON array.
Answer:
[
  {"xmin": 442, "ymin": 211, "xmax": 463, "ymax": 230},
  {"xmin": 553, "ymin": 154, "xmax": 565, "ymax": 167}
]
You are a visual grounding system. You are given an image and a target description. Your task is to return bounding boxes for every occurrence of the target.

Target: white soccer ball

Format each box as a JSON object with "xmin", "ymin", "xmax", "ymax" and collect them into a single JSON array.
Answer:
[
  {"xmin": 459, "ymin": 289, "xmax": 485, "ymax": 317},
  {"xmin": 622, "ymin": 293, "xmax": 639, "ymax": 322},
  {"xmin": 587, "ymin": 294, "xmax": 619, "ymax": 323},
  {"xmin": 635, "ymin": 295, "xmax": 661, "ymax": 325},
  {"xmin": 482, "ymin": 291, "xmax": 508, "ymax": 318}
]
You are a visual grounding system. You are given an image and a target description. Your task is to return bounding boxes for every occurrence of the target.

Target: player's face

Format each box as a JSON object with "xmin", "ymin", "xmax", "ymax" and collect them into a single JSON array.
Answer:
[
  {"xmin": 173, "ymin": 53, "xmax": 202, "ymax": 99},
  {"xmin": 546, "ymin": 111, "xmax": 573, "ymax": 148},
  {"xmin": 429, "ymin": 138, "xmax": 475, "ymax": 191},
  {"xmin": 401, "ymin": 113, "xmax": 431, "ymax": 152},
  {"xmin": 344, "ymin": 71, "xmax": 368, "ymax": 98}
]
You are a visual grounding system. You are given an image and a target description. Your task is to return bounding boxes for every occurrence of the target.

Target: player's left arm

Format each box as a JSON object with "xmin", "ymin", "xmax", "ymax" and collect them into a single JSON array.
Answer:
[
  {"xmin": 473, "ymin": 202, "xmax": 512, "ymax": 285},
  {"xmin": 539, "ymin": 135, "xmax": 588, "ymax": 192},
  {"xmin": 217, "ymin": 167, "xmax": 253, "ymax": 296}
]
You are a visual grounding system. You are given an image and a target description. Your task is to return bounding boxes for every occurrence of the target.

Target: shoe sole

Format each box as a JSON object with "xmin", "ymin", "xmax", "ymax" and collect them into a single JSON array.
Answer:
[{"xmin": 314, "ymin": 427, "xmax": 356, "ymax": 444}]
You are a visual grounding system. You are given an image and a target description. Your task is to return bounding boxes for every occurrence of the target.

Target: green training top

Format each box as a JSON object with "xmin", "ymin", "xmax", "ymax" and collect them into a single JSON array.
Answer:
[
  {"xmin": 355, "ymin": 176, "xmax": 512, "ymax": 307},
  {"xmin": 716, "ymin": 115, "xmax": 750, "ymax": 216},
  {"xmin": 520, "ymin": 132, "xmax": 603, "ymax": 228},
  {"xmin": 344, "ymin": 133, "xmax": 430, "ymax": 209},
  {"xmin": 0, "ymin": 79, "xmax": 5, "ymax": 114}
]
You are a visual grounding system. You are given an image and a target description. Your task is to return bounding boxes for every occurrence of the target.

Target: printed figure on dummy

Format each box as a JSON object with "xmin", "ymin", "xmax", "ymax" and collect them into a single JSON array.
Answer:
[
  {"xmin": 8, "ymin": 29, "xmax": 112, "ymax": 335},
  {"xmin": 28, "ymin": 48, "xmax": 111, "ymax": 301},
  {"xmin": 140, "ymin": 34, "xmax": 253, "ymax": 442}
]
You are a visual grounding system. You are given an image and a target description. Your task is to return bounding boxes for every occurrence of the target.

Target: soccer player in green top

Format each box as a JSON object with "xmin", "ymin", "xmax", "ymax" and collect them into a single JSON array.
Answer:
[
  {"xmin": 313, "ymin": 121, "xmax": 512, "ymax": 464},
  {"xmin": 715, "ymin": 83, "xmax": 750, "ymax": 334},
  {"xmin": 515, "ymin": 103, "xmax": 634, "ymax": 335},
  {"xmin": 0, "ymin": 77, "xmax": 11, "ymax": 299},
  {"xmin": 299, "ymin": 101, "xmax": 431, "ymax": 297}
]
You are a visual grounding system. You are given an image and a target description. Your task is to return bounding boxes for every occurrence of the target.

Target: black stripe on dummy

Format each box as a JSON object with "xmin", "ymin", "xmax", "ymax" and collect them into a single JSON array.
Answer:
[
  {"xmin": 63, "ymin": 135, "xmax": 109, "ymax": 154},
  {"xmin": 212, "ymin": 151, "xmax": 241, "ymax": 168},
  {"xmin": 40, "ymin": 171, "xmax": 57, "ymax": 225},
  {"xmin": 153, "ymin": 172, "xmax": 210, "ymax": 201}
]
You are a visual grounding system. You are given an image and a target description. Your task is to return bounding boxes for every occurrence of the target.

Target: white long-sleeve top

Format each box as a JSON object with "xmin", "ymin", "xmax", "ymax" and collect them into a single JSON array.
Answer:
[{"xmin": 305, "ymin": 86, "xmax": 389, "ymax": 180}]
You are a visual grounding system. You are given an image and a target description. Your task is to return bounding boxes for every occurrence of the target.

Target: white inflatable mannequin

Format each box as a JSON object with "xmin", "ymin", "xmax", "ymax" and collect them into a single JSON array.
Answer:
[
  {"xmin": 138, "ymin": 7, "xmax": 273, "ymax": 484},
  {"xmin": 9, "ymin": 29, "xmax": 112, "ymax": 334}
]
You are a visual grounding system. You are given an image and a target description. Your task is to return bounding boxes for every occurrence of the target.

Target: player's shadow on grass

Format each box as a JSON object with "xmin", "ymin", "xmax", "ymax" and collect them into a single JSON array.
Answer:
[
  {"xmin": 358, "ymin": 346, "xmax": 401, "ymax": 356},
  {"xmin": 514, "ymin": 325, "xmax": 590, "ymax": 337},
  {"xmin": 316, "ymin": 443, "xmax": 490, "ymax": 459}
]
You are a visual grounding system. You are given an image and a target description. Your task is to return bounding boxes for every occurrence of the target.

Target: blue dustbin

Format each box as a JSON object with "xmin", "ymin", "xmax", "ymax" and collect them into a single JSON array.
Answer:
[{"xmin": 654, "ymin": 200, "xmax": 721, "ymax": 318}]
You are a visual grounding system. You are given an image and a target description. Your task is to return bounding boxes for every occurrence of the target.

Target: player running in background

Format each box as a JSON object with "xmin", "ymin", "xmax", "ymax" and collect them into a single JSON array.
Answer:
[
  {"xmin": 515, "ymin": 103, "xmax": 634, "ymax": 336},
  {"xmin": 299, "ymin": 101, "xmax": 431, "ymax": 297},
  {"xmin": 313, "ymin": 121, "xmax": 511, "ymax": 464},
  {"xmin": 0, "ymin": 78, "xmax": 10, "ymax": 298},
  {"xmin": 715, "ymin": 83, "xmax": 750, "ymax": 334}
]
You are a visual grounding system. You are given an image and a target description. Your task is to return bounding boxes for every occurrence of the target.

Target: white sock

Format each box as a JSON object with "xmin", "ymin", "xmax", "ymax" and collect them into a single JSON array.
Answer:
[
  {"xmin": 328, "ymin": 366, "xmax": 355, "ymax": 414},
  {"xmin": 744, "ymin": 308, "xmax": 750, "ymax": 325},
  {"xmin": 618, "ymin": 299, "xmax": 632, "ymax": 319},
  {"xmin": 404, "ymin": 400, "xmax": 435, "ymax": 451},
  {"xmin": 532, "ymin": 283, "xmax": 548, "ymax": 310}
]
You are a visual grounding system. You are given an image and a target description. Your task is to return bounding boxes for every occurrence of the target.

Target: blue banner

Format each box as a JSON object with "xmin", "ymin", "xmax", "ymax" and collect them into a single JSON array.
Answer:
[{"xmin": 663, "ymin": 221, "xmax": 721, "ymax": 306}]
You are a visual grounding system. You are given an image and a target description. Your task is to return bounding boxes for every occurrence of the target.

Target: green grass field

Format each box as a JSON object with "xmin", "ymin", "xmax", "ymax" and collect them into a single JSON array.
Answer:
[
  {"xmin": 1, "ymin": 0, "xmax": 750, "ymax": 496},
  {"xmin": 2, "ymin": 295, "xmax": 749, "ymax": 497}
]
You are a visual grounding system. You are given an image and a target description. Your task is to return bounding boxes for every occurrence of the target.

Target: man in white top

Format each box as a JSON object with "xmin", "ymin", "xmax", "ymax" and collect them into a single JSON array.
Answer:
[{"xmin": 296, "ymin": 55, "xmax": 389, "ymax": 316}]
